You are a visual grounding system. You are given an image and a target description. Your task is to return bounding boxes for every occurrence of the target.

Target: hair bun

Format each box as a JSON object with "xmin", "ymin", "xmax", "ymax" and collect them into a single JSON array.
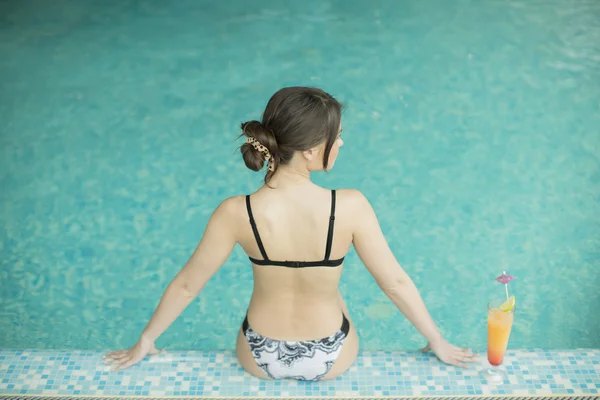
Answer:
[
  {"xmin": 238, "ymin": 87, "xmax": 343, "ymax": 185},
  {"xmin": 240, "ymin": 120, "xmax": 279, "ymax": 172}
]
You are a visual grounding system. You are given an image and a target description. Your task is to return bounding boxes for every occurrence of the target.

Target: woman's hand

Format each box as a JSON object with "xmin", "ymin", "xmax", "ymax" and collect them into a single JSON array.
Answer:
[
  {"xmin": 421, "ymin": 338, "xmax": 478, "ymax": 368},
  {"xmin": 103, "ymin": 336, "xmax": 166, "ymax": 371}
]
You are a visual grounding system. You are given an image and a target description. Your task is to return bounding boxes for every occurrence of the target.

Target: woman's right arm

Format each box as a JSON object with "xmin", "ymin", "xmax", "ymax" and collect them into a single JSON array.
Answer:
[
  {"xmin": 349, "ymin": 190, "xmax": 442, "ymax": 345},
  {"xmin": 348, "ymin": 190, "xmax": 476, "ymax": 367}
]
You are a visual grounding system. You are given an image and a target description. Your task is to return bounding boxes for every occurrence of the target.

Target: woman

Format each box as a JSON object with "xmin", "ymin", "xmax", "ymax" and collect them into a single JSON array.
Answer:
[{"xmin": 104, "ymin": 87, "xmax": 477, "ymax": 381}]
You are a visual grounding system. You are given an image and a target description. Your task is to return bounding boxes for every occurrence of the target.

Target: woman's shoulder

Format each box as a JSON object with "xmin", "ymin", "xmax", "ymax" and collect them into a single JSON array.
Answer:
[
  {"xmin": 335, "ymin": 187, "xmax": 366, "ymax": 199},
  {"xmin": 211, "ymin": 195, "xmax": 247, "ymax": 220},
  {"xmin": 216, "ymin": 195, "xmax": 245, "ymax": 206},
  {"xmin": 215, "ymin": 188, "xmax": 373, "ymax": 217},
  {"xmin": 334, "ymin": 188, "xmax": 370, "ymax": 206},
  {"xmin": 333, "ymin": 188, "xmax": 377, "ymax": 227}
]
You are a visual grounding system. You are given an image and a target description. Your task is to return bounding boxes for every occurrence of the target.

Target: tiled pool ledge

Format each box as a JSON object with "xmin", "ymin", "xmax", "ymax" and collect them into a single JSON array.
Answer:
[{"xmin": 0, "ymin": 349, "xmax": 598, "ymax": 399}]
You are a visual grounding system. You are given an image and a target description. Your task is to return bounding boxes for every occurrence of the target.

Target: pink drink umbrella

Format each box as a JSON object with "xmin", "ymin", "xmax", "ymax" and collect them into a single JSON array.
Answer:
[{"xmin": 495, "ymin": 271, "xmax": 515, "ymax": 300}]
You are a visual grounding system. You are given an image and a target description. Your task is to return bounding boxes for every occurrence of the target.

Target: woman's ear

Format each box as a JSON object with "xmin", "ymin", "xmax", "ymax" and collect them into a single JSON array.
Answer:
[{"xmin": 302, "ymin": 148, "xmax": 315, "ymax": 161}]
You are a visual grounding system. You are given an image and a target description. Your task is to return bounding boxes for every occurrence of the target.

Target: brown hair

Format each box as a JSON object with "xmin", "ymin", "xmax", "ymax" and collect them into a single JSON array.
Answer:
[{"xmin": 240, "ymin": 87, "xmax": 343, "ymax": 185}]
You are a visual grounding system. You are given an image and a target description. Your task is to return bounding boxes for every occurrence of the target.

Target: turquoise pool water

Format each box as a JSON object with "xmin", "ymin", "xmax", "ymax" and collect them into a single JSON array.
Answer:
[{"xmin": 1, "ymin": 0, "xmax": 598, "ymax": 353}]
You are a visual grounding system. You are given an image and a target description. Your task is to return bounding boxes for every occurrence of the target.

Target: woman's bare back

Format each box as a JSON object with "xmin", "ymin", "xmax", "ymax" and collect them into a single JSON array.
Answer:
[
  {"xmin": 237, "ymin": 184, "xmax": 354, "ymax": 339},
  {"xmin": 233, "ymin": 184, "xmax": 360, "ymax": 379}
]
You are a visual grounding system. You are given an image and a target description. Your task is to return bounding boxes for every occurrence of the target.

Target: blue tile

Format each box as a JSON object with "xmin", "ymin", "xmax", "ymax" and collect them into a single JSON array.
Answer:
[{"xmin": 1, "ymin": 349, "xmax": 599, "ymax": 397}]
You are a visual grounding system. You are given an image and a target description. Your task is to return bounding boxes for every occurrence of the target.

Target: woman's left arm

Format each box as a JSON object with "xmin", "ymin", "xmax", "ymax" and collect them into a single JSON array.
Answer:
[
  {"xmin": 141, "ymin": 197, "xmax": 239, "ymax": 341},
  {"xmin": 104, "ymin": 197, "xmax": 239, "ymax": 370}
]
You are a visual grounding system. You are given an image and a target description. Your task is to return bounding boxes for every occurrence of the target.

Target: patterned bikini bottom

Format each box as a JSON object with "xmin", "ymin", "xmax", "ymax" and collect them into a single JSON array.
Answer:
[{"xmin": 242, "ymin": 313, "xmax": 350, "ymax": 381}]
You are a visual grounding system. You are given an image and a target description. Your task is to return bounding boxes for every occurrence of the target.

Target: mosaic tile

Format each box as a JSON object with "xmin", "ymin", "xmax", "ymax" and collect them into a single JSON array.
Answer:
[{"xmin": 0, "ymin": 349, "xmax": 598, "ymax": 398}]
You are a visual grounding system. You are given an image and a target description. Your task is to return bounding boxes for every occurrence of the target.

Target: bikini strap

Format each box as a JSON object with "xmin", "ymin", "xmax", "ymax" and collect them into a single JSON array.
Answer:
[
  {"xmin": 242, "ymin": 313, "xmax": 250, "ymax": 336},
  {"xmin": 324, "ymin": 190, "xmax": 336, "ymax": 261},
  {"xmin": 246, "ymin": 195, "xmax": 269, "ymax": 260}
]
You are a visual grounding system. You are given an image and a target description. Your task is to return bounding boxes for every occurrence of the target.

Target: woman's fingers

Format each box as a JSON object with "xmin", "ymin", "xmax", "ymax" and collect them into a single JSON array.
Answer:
[
  {"xmin": 105, "ymin": 356, "xmax": 129, "ymax": 365},
  {"xmin": 456, "ymin": 349, "xmax": 478, "ymax": 364},
  {"xmin": 104, "ymin": 350, "xmax": 127, "ymax": 359},
  {"xmin": 104, "ymin": 354, "xmax": 129, "ymax": 364},
  {"xmin": 114, "ymin": 357, "xmax": 136, "ymax": 371},
  {"xmin": 450, "ymin": 355, "xmax": 469, "ymax": 368},
  {"xmin": 106, "ymin": 352, "xmax": 129, "ymax": 361},
  {"xmin": 441, "ymin": 348, "xmax": 477, "ymax": 368},
  {"xmin": 462, "ymin": 348, "xmax": 478, "ymax": 361}
]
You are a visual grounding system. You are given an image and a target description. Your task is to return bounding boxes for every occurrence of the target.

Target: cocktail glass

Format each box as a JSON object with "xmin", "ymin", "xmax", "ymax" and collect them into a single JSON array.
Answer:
[{"xmin": 482, "ymin": 297, "xmax": 515, "ymax": 385}]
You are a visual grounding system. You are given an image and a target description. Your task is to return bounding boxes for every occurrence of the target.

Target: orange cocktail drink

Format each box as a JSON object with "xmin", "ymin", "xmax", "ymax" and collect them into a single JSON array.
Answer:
[
  {"xmin": 482, "ymin": 294, "xmax": 516, "ymax": 384},
  {"xmin": 488, "ymin": 298, "xmax": 515, "ymax": 366}
]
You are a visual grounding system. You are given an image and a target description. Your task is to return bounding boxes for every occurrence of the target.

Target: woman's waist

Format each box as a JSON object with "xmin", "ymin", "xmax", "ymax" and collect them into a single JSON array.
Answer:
[{"xmin": 245, "ymin": 298, "xmax": 350, "ymax": 341}]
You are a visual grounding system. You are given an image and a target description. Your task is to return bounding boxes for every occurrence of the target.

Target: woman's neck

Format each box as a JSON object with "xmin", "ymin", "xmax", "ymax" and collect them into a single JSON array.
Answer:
[{"xmin": 267, "ymin": 163, "xmax": 312, "ymax": 188}]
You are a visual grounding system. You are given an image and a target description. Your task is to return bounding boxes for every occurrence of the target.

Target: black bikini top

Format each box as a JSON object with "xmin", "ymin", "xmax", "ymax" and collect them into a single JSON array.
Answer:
[{"xmin": 246, "ymin": 190, "xmax": 344, "ymax": 268}]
